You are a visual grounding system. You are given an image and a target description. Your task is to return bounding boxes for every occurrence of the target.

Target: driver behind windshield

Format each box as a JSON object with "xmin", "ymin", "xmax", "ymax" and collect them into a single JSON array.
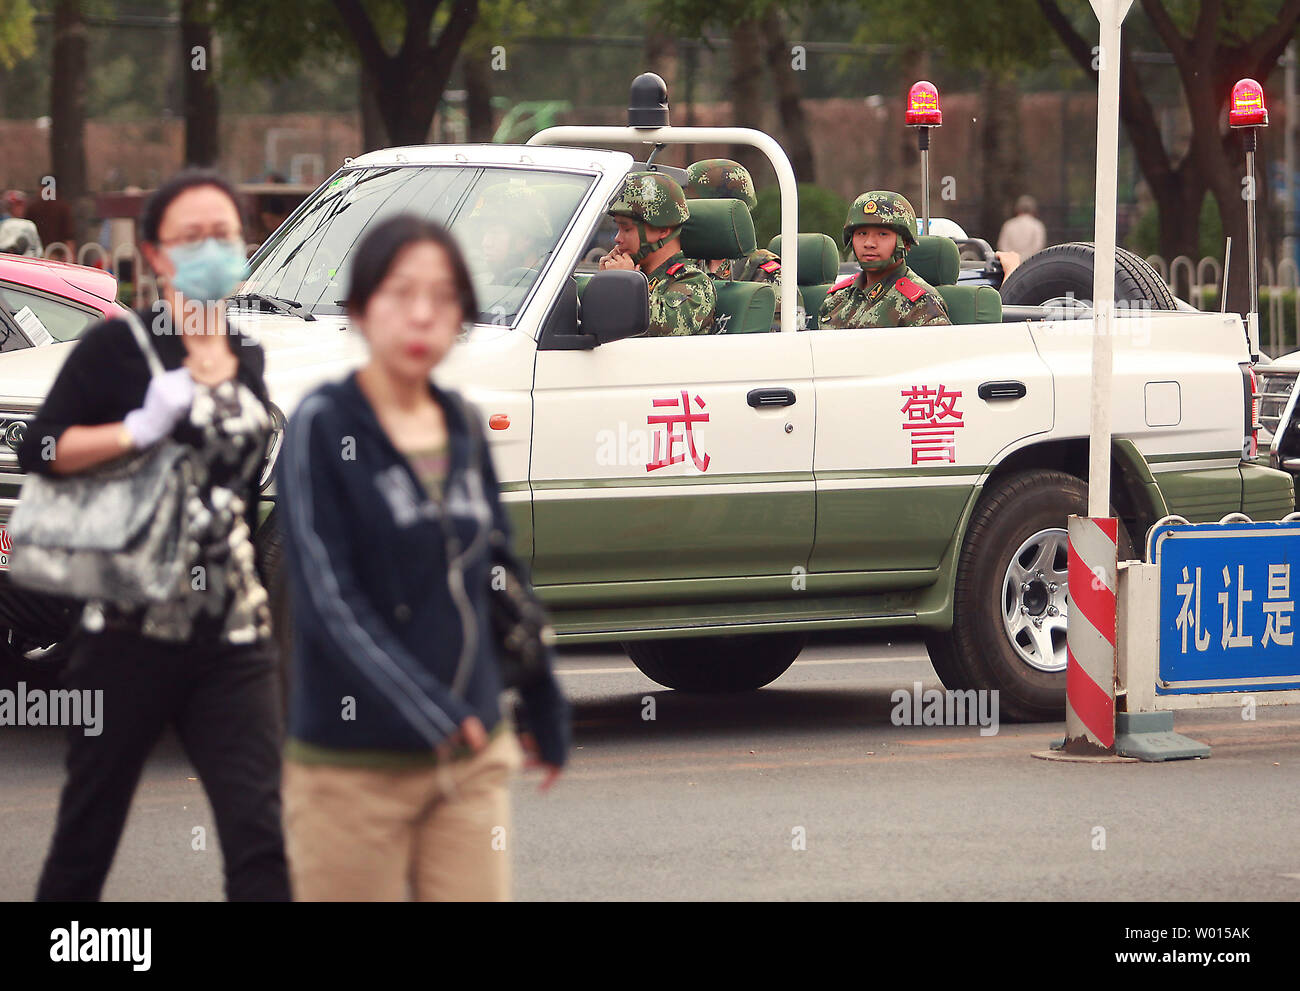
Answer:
[{"xmin": 464, "ymin": 185, "xmax": 553, "ymax": 287}]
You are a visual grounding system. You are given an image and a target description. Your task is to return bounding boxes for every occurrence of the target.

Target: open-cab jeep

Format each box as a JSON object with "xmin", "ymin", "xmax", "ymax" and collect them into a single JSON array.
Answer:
[{"xmin": 0, "ymin": 75, "xmax": 1290, "ymax": 721}]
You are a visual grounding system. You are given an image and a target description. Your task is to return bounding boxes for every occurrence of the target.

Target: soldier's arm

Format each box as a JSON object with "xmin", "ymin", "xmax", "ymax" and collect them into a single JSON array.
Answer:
[
  {"xmin": 902, "ymin": 298, "xmax": 952, "ymax": 327},
  {"xmin": 689, "ymin": 274, "xmax": 717, "ymax": 335}
]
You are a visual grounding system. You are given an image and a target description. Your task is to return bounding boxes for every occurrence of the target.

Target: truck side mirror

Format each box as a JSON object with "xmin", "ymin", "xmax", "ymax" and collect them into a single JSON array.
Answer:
[{"xmin": 581, "ymin": 269, "xmax": 649, "ymax": 345}]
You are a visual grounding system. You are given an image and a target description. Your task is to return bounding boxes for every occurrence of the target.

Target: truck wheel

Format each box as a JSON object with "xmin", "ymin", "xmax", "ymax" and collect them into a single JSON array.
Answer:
[
  {"xmin": 253, "ymin": 509, "xmax": 293, "ymax": 714},
  {"xmin": 926, "ymin": 470, "xmax": 1131, "ymax": 722},
  {"xmin": 622, "ymin": 632, "xmax": 805, "ymax": 692},
  {"xmin": 999, "ymin": 242, "xmax": 1177, "ymax": 310}
]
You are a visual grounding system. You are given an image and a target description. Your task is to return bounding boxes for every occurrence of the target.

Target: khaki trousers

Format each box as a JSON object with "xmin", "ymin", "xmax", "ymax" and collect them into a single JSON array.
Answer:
[{"xmin": 283, "ymin": 730, "xmax": 524, "ymax": 901}]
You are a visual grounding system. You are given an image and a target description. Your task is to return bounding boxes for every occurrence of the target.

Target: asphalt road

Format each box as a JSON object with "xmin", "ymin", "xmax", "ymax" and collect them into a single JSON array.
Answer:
[{"xmin": 2, "ymin": 640, "xmax": 1298, "ymax": 901}]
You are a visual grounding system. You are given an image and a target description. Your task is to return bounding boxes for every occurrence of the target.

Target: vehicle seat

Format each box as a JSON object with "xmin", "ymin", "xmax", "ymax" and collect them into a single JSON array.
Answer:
[
  {"xmin": 768, "ymin": 233, "xmax": 839, "ymax": 329},
  {"xmin": 908, "ymin": 234, "xmax": 1002, "ymax": 325},
  {"xmin": 679, "ymin": 200, "xmax": 774, "ymax": 334}
]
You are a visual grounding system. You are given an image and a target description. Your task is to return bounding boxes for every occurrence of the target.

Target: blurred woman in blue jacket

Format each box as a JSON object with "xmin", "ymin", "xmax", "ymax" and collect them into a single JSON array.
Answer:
[{"xmin": 277, "ymin": 214, "xmax": 569, "ymax": 901}]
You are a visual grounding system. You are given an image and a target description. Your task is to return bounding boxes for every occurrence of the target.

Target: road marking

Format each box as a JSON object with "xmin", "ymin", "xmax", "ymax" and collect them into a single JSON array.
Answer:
[{"xmin": 554, "ymin": 655, "xmax": 925, "ymax": 676}]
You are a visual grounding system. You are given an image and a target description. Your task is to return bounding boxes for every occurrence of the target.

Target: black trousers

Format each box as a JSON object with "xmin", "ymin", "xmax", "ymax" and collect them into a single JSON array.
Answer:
[{"xmin": 35, "ymin": 628, "xmax": 290, "ymax": 901}]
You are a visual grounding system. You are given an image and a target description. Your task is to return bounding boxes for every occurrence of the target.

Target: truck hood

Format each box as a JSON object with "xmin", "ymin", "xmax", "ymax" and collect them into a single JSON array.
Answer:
[{"xmin": 0, "ymin": 310, "xmax": 530, "ymax": 412}]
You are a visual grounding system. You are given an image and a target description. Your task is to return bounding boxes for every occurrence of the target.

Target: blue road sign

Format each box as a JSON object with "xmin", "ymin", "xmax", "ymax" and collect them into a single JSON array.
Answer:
[{"xmin": 1152, "ymin": 521, "xmax": 1300, "ymax": 694}]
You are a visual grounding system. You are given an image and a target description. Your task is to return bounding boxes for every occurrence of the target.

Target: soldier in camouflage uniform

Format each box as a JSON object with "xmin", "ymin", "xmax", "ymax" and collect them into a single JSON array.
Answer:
[
  {"xmin": 465, "ymin": 184, "xmax": 553, "ymax": 284},
  {"xmin": 601, "ymin": 171, "xmax": 716, "ymax": 337},
  {"xmin": 685, "ymin": 159, "xmax": 784, "ymax": 330},
  {"xmin": 819, "ymin": 191, "xmax": 950, "ymax": 330}
]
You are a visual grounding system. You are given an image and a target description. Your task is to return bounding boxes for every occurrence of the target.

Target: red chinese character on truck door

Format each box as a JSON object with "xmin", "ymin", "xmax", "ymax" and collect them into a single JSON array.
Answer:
[
  {"xmin": 900, "ymin": 385, "xmax": 964, "ymax": 465},
  {"xmin": 647, "ymin": 390, "xmax": 711, "ymax": 472}
]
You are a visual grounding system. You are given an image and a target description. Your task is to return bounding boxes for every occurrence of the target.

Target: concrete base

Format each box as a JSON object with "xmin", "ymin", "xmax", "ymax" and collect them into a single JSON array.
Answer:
[
  {"xmin": 1032, "ymin": 749, "xmax": 1138, "ymax": 763},
  {"xmin": 1113, "ymin": 711, "xmax": 1211, "ymax": 761}
]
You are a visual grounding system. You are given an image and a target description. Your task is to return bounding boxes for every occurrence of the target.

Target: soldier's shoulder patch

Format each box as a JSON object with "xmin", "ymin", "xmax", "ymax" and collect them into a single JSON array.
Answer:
[
  {"xmin": 896, "ymin": 277, "xmax": 926, "ymax": 303},
  {"xmin": 666, "ymin": 262, "xmax": 686, "ymax": 277},
  {"xmin": 830, "ymin": 274, "xmax": 857, "ymax": 293},
  {"xmin": 759, "ymin": 259, "xmax": 780, "ymax": 274}
]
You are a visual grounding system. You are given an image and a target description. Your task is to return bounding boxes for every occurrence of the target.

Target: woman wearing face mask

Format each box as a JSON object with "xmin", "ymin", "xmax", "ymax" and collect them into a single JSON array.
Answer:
[
  {"xmin": 277, "ymin": 214, "xmax": 570, "ymax": 901},
  {"xmin": 21, "ymin": 170, "xmax": 290, "ymax": 901}
]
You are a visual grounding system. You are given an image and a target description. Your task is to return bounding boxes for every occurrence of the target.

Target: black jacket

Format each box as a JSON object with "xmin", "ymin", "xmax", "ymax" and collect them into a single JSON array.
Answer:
[
  {"xmin": 277, "ymin": 372, "xmax": 569, "ymax": 765},
  {"xmin": 18, "ymin": 303, "xmax": 270, "ymax": 540}
]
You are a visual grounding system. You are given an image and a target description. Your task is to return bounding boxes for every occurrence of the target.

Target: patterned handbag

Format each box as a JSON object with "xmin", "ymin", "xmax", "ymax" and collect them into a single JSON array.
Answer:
[{"xmin": 6, "ymin": 311, "xmax": 196, "ymax": 606}]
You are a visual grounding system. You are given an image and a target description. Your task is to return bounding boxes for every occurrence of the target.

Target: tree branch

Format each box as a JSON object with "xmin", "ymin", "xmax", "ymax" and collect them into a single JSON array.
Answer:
[
  {"xmin": 1139, "ymin": 0, "xmax": 1189, "ymax": 64},
  {"xmin": 430, "ymin": 0, "xmax": 479, "ymax": 64},
  {"xmin": 402, "ymin": 0, "xmax": 440, "ymax": 61},
  {"xmin": 1243, "ymin": 0, "xmax": 1300, "ymax": 77},
  {"xmin": 331, "ymin": 0, "xmax": 389, "ymax": 75},
  {"xmin": 1191, "ymin": 0, "xmax": 1221, "ymax": 62},
  {"xmin": 1035, "ymin": 0, "xmax": 1096, "ymax": 80}
]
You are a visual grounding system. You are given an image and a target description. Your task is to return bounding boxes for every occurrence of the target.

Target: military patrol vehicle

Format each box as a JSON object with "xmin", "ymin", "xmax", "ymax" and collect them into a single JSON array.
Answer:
[{"xmin": 0, "ymin": 74, "xmax": 1288, "ymax": 721}]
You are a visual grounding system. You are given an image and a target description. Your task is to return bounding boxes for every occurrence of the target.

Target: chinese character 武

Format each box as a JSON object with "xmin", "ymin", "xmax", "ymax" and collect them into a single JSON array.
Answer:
[{"xmin": 647, "ymin": 390, "xmax": 711, "ymax": 473}]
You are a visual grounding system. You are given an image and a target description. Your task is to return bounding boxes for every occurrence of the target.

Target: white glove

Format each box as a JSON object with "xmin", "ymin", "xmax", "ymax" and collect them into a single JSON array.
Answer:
[{"xmin": 123, "ymin": 367, "xmax": 195, "ymax": 448}]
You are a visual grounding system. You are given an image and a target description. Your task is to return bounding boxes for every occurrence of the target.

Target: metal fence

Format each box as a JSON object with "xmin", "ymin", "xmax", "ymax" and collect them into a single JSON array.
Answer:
[{"xmin": 1146, "ymin": 252, "xmax": 1300, "ymax": 358}]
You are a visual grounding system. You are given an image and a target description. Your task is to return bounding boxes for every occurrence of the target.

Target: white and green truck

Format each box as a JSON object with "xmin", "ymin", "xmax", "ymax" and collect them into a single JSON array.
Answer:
[{"xmin": 0, "ymin": 85, "xmax": 1290, "ymax": 721}]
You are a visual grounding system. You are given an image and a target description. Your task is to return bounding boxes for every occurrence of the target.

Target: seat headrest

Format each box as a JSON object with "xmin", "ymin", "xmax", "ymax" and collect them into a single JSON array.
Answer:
[
  {"xmin": 908, "ymin": 235, "xmax": 961, "ymax": 286},
  {"xmin": 768, "ymin": 233, "xmax": 840, "ymax": 285},
  {"xmin": 678, "ymin": 199, "xmax": 756, "ymax": 261}
]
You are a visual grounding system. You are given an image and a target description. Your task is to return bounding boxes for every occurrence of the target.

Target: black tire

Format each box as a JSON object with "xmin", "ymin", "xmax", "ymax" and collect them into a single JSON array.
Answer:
[
  {"xmin": 622, "ymin": 632, "xmax": 805, "ymax": 692},
  {"xmin": 925, "ymin": 470, "xmax": 1132, "ymax": 722},
  {"xmin": 999, "ymin": 242, "xmax": 1178, "ymax": 310},
  {"xmin": 253, "ymin": 509, "xmax": 293, "ymax": 713}
]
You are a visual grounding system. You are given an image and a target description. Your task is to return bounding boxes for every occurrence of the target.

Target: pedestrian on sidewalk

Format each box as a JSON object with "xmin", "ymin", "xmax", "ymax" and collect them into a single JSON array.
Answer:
[
  {"xmin": 24, "ymin": 170, "xmax": 290, "ymax": 901},
  {"xmin": 277, "ymin": 214, "xmax": 569, "ymax": 902}
]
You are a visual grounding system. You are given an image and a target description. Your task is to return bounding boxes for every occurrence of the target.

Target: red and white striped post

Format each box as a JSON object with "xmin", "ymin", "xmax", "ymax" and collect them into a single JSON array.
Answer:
[
  {"xmin": 1064, "ymin": 515, "xmax": 1118, "ymax": 752},
  {"xmin": 1057, "ymin": 0, "xmax": 1132, "ymax": 757}
]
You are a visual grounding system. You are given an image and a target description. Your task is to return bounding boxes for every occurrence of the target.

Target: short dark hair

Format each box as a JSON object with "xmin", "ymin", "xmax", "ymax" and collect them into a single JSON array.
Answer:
[
  {"xmin": 345, "ymin": 214, "xmax": 478, "ymax": 323},
  {"xmin": 139, "ymin": 169, "xmax": 242, "ymax": 243}
]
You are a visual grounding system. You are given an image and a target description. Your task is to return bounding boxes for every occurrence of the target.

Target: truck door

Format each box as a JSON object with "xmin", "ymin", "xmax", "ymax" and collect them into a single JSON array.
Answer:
[
  {"xmin": 808, "ymin": 322, "xmax": 1054, "ymax": 574},
  {"xmin": 531, "ymin": 332, "xmax": 816, "ymax": 586}
]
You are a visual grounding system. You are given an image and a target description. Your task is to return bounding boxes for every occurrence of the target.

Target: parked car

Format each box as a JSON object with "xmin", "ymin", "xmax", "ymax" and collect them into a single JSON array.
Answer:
[{"xmin": 0, "ymin": 255, "xmax": 127, "ymax": 352}]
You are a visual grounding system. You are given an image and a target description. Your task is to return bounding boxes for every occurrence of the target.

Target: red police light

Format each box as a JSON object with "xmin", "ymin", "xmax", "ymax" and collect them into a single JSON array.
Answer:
[
  {"xmin": 906, "ymin": 81, "xmax": 942, "ymax": 127},
  {"xmin": 1230, "ymin": 78, "xmax": 1268, "ymax": 128}
]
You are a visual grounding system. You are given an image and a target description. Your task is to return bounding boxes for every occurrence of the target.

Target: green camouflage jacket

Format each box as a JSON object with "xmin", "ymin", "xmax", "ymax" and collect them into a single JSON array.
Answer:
[
  {"xmin": 817, "ymin": 262, "xmax": 949, "ymax": 330},
  {"xmin": 700, "ymin": 248, "xmax": 783, "ymax": 330},
  {"xmin": 644, "ymin": 252, "xmax": 716, "ymax": 336}
]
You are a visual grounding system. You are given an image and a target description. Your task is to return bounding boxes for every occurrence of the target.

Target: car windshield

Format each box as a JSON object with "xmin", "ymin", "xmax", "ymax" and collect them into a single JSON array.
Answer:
[{"xmin": 241, "ymin": 165, "xmax": 593, "ymax": 324}]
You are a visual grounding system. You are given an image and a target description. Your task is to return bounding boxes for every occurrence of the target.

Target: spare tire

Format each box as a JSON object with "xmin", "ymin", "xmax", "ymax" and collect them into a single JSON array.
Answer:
[{"xmin": 999, "ymin": 241, "xmax": 1178, "ymax": 310}]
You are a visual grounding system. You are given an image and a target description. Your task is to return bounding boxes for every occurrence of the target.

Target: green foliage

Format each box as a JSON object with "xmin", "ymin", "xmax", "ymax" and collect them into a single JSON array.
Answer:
[
  {"xmin": 751, "ymin": 182, "xmax": 849, "ymax": 250},
  {"xmin": 847, "ymin": 0, "xmax": 1057, "ymax": 73},
  {"xmin": 1126, "ymin": 193, "xmax": 1225, "ymax": 263},
  {"xmin": 0, "ymin": 0, "xmax": 36, "ymax": 69}
]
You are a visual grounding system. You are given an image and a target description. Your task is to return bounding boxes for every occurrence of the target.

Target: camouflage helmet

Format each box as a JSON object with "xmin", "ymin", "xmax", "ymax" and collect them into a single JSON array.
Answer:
[
  {"xmin": 842, "ymin": 191, "xmax": 919, "ymax": 249},
  {"xmin": 685, "ymin": 159, "xmax": 757, "ymax": 210},
  {"xmin": 469, "ymin": 183, "xmax": 552, "ymax": 239},
  {"xmin": 608, "ymin": 171, "xmax": 691, "ymax": 262},
  {"xmin": 608, "ymin": 171, "xmax": 691, "ymax": 229}
]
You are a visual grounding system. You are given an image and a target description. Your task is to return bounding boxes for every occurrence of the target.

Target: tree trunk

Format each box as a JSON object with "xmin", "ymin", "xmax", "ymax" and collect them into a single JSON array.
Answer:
[
  {"xmin": 359, "ymin": 67, "xmax": 388, "ymax": 151},
  {"xmin": 463, "ymin": 48, "xmax": 495, "ymax": 142},
  {"xmin": 337, "ymin": 0, "xmax": 479, "ymax": 150},
  {"xmin": 1152, "ymin": 170, "xmax": 1207, "ymax": 269},
  {"xmin": 761, "ymin": 6, "xmax": 814, "ymax": 183},
  {"xmin": 977, "ymin": 69, "xmax": 1024, "ymax": 241},
  {"xmin": 49, "ymin": 0, "xmax": 87, "ymax": 216},
  {"xmin": 181, "ymin": 0, "xmax": 220, "ymax": 168},
  {"xmin": 728, "ymin": 19, "xmax": 766, "ymax": 181}
]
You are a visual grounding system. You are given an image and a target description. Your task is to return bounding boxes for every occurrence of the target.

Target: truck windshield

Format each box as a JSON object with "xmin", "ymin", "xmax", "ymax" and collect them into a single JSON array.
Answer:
[{"xmin": 242, "ymin": 165, "xmax": 593, "ymax": 324}]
